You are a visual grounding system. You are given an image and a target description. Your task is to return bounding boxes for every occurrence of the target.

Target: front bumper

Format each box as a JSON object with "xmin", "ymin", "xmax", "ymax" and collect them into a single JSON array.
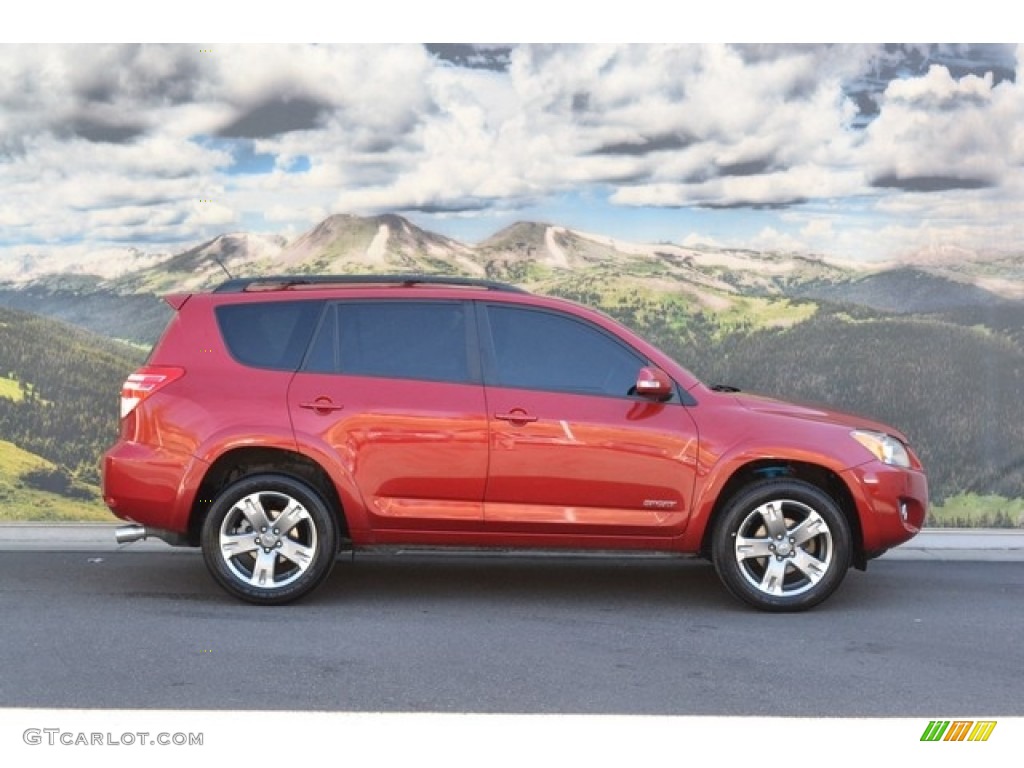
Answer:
[{"xmin": 841, "ymin": 460, "xmax": 929, "ymax": 556}]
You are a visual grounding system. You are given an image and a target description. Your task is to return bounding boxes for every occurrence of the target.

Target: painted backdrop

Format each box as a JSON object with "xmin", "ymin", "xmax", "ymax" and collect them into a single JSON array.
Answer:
[{"xmin": 0, "ymin": 44, "xmax": 1022, "ymax": 526}]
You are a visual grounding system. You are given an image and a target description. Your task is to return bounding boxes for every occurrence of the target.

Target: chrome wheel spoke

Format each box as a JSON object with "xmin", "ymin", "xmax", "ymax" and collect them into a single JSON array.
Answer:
[
  {"xmin": 272, "ymin": 500, "xmax": 309, "ymax": 536},
  {"xmin": 278, "ymin": 538, "xmax": 315, "ymax": 570},
  {"xmin": 790, "ymin": 549, "xmax": 827, "ymax": 584},
  {"xmin": 757, "ymin": 502, "xmax": 788, "ymax": 541},
  {"xmin": 758, "ymin": 556, "xmax": 789, "ymax": 596},
  {"xmin": 735, "ymin": 534, "xmax": 774, "ymax": 560},
  {"xmin": 239, "ymin": 495, "xmax": 272, "ymax": 532},
  {"xmin": 249, "ymin": 548, "xmax": 278, "ymax": 587},
  {"xmin": 220, "ymin": 531, "xmax": 260, "ymax": 559},
  {"xmin": 790, "ymin": 511, "xmax": 827, "ymax": 546}
]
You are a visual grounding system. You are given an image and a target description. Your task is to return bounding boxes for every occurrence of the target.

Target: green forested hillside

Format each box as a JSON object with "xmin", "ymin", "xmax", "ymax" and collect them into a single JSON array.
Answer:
[
  {"xmin": 0, "ymin": 283, "xmax": 171, "ymax": 346},
  {"xmin": 0, "ymin": 307, "xmax": 146, "ymax": 486},
  {"xmin": 794, "ymin": 267, "xmax": 1009, "ymax": 314},
  {"xmin": 668, "ymin": 307, "xmax": 1024, "ymax": 504}
]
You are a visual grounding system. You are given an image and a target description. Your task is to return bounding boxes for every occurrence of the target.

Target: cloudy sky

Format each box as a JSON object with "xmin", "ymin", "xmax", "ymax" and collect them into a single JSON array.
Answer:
[{"xmin": 1, "ymin": 43, "xmax": 1021, "ymax": 273}]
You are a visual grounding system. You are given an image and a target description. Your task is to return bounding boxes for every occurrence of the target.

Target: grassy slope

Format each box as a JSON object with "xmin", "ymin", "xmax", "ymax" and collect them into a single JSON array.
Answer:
[
  {"xmin": 0, "ymin": 440, "xmax": 112, "ymax": 522},
  {"xmin": 929, "ymin": 494, "xmax": 1024, "ymax": 528},
  {"xmin": 0, "ymin": 376, "xmax": 23, "ymax": 402}
]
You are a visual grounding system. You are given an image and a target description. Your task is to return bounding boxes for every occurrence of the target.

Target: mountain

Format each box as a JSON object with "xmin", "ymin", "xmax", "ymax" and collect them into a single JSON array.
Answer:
[
  {"xmin": 104, "ymin": 214, "xmax": 492, "ymax": 294},
  {"xmin": 0, "ymin": 280, "xmax": 172, "ymax": 345},
  {"xmin": 10, "ymin": 213, "xmax": 1014, "ymax": 314},
  {"xmin": 112, "ymin": 232, "xmax": 288, "ymax": 293},
  {"xmin": 478, "ymin": 221, "xmax": 630, "ymax": 271},
  {"xmin": 795, "ymin": 267, "xmax": 1011, "ymax": 313},
  {"xmin": 276, "ymin": 213, "xmax": 485, "ymax": 277},
  {"xmin": 902, "ymin": 247, "xmax": 1024, "ymax": 302},
  {"xmin": 0, "ymin": 246, "xmax": 171, "ymax": 284},
  {"xmin": 477, "ymin": 221, "xmax": 855, "ymax": 295},
  {"xmin": 3, "ymin": 213, "xmax": 1019, "ymax": 357}
]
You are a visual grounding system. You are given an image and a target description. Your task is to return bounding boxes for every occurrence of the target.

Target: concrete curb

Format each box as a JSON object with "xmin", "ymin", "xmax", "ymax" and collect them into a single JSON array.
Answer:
[
  {"xmin": 0, "ymin": 523, "xmax": 190, "ymax": 552},
  {"xmin": 1, "ymin": 524, "xmax": 1022, "ymax": 561}
]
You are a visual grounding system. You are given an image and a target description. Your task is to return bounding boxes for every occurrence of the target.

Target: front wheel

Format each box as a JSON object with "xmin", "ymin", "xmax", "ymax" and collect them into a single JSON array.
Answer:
[
  {"xmin": 712, "ymin": 479, "xmax": 852, "ymax": 612},
  {"xmin": 201, "ymin": 473, "xmax": 338, "ymax": 605}
]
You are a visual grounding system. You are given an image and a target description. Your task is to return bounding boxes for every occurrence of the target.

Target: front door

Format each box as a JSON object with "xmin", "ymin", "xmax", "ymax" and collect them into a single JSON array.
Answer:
[{"xmin": 480, "ymin": 304, "xmax": 699, "ymax": 538}]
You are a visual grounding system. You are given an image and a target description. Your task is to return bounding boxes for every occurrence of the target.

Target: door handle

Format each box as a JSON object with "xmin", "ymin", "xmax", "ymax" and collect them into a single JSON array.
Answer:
[
  {"xmin": 299, "ymin": 399, "xmax": 345, "ymax": 413},
  {"xmin": 494, "ymin": 410, "xmax": 538, "ymax": 424}
]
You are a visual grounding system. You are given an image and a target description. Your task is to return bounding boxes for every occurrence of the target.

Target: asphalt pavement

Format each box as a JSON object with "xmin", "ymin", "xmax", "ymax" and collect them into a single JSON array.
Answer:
[
  {"xmin": 2, "ymin": 526, "xmax": 1021, "ymax": 768},
  {"xmin": 0, "ymin": 523, "xmax": 1021, "ymax": 715}
]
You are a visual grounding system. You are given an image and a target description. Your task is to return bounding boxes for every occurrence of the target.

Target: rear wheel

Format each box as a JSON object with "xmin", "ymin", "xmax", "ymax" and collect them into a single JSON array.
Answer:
[
  {"xmin": 201, "ymin": 473, "xmax": 338, "ymax": 605},
  {"xmin": 712, "ymin": 479, "xmax": 851, "ymax": 612}
]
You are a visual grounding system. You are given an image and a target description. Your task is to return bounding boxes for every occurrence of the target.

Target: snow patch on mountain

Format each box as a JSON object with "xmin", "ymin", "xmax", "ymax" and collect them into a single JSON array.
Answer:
[{"xmin": 366, "ymin": 224, "xmax": 389, "ymax": 264}]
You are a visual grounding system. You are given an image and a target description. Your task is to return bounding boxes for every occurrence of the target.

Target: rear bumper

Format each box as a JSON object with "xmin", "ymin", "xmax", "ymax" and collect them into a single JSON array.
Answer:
[
  {"xmin": 842, "ymin": 461, "xmax": 929, "ymax": 555},
  {"xmin": 102, "ymin": 441, "xmax": 208, "ymax": 534}
]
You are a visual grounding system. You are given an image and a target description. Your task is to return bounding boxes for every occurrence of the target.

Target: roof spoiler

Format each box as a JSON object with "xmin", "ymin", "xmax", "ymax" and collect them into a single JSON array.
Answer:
[{"xmin": 163, "ymin": 293, "xmax": 192, "ymax": 310}]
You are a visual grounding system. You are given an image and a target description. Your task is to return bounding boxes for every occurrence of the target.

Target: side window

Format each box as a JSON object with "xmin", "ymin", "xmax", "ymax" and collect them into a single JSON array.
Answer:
[
  {"xmin": 303, "ymin": 304, "xmax": 338, "ymax": 373},
  {"xmin": 303, "ymin": 301, "xmax": 472, "ymax": 384},
  {"xmin": 485, "ymin": 305, "xmax": 644, "ymax": 397},
  {"xmin": 216, "ymin": 300, "xmax": 323, "ymax": 370}
]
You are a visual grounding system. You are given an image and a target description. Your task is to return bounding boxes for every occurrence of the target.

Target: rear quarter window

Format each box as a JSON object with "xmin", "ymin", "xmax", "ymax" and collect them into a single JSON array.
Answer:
[{"xmin": 216, "ymin": 300, "xmax": 324, "ymax": 370}]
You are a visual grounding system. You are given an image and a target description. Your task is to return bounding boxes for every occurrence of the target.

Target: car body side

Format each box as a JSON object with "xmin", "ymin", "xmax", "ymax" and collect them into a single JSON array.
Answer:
[{"xmin": 102, "ymin": 286, "xmax": 928, "ymax": 567}]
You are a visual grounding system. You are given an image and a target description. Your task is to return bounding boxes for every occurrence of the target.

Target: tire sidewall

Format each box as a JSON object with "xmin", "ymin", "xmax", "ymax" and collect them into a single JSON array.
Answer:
[
  {"xmin": 201, "ymin": 473, "xmax": 338, "ymax": 605},
  {"xmin": 712, "ymin": 479, "xmax": 852, "ymax": 612}
]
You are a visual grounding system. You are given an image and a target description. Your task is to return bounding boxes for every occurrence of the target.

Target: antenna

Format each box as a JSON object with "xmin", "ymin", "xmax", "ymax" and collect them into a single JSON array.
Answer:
[{"xmin": 211, "ymin": 255, "xmax": 234, "ymax": 280}]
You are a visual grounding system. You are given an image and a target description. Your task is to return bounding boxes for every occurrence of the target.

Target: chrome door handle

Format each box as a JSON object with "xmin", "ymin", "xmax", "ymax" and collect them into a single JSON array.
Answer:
[
  {"xmin": 299, "ymin": 399, "xmax": 345, "ymax": 412},
  {"xmin": 494, "ymin": 411, "xmax": 538, "ymax": 423}
]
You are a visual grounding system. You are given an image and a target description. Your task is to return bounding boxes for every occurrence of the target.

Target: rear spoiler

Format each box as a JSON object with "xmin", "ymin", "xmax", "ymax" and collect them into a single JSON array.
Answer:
[{"xmin": 163, "ymin": 293, "xmax": 192, "ymax": 310}]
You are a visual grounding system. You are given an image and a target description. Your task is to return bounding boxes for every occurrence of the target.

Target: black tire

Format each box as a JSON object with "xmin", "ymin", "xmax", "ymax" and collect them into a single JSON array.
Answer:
[
  {"xmin": 712, "ymin": 479, "xmax": 852, "ymax": 612},
  {"xmin": 201, "ymin": 473, "xmax": 338, "ymax": 605}
]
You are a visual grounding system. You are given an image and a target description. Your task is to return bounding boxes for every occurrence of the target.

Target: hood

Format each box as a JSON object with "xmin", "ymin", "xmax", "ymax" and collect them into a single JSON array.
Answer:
[{"xmin": 731, "ymin": 392, "xmax": 908, "ymax": 441}]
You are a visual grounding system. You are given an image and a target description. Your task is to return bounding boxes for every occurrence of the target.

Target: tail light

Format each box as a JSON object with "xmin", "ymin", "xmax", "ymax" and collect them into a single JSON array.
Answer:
[{"xmin": 120, "ymin": 366, "xmax": 185, "ymax": 418}]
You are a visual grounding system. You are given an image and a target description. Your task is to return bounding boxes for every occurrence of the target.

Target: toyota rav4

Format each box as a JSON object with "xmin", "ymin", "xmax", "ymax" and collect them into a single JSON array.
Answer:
[{"xmin": 102, "ymin": 274, "xmax": 928, "ymax": 611}]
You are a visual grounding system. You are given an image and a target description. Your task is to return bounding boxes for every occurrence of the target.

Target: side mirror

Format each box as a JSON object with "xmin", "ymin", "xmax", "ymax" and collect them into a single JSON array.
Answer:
[{"xmin": 635, "ymin": 366, "xmax": 673, "ymax": 400}]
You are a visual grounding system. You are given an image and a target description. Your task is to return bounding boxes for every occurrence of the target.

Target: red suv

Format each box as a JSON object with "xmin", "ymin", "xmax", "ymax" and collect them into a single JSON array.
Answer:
[{"xmin": 103, "ymin": 275, "xmax": 928, "ymax": 611}]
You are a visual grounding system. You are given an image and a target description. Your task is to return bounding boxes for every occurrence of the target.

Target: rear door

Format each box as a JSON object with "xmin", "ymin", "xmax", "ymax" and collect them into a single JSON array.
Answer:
[
  {"xmin": 479, "ymin": 303, "xmax": 699, "ymax": 538},
  {"xmin": 288, "ymin": 300, "xmax": 489, "ymax": 532}
]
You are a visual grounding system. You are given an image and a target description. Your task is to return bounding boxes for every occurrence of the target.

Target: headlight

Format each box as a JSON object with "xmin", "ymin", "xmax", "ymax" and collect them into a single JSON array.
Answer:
[{"xmin": 851, "ymin": 430, "xmax": 911, "ymax": 468}]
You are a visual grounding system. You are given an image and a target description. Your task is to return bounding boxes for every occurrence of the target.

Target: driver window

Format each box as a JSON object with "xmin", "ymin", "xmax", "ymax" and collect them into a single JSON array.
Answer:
[{"xmin": 485, "ymin": 305, "xmax": 643, "ymax": 397}]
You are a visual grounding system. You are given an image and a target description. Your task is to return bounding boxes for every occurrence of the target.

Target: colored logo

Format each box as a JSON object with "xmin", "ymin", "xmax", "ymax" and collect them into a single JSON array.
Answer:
[{"xmin": 921, "ymin": 720, "xmax": 997, "ymax": 742}]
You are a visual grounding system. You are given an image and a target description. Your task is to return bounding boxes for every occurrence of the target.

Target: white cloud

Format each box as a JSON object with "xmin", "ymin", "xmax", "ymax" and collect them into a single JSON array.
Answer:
[
  {"xmin": 747, "ymin": 226, "xmax": 810, "ymax": 254},
  {"xmin": 863, "ymin": 64, "xmax": 1017, "ymax": 187},
  {"xmin": 0, "ymin": 43, "xmax": 1022, "ymax": 272}
]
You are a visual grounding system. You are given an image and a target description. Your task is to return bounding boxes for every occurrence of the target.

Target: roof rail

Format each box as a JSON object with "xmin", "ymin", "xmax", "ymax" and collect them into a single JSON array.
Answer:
[{"xmin": 212, "ymin": 274, "xmax": 527, "ymax": 294}]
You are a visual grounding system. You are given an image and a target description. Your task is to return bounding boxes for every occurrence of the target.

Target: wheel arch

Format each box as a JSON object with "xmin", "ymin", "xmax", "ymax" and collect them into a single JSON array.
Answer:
[
  {"xmin": 188, "ymin": 446, "xmax": 349, "ymax": 547},
  {"xmin": 699, "ymin": 459, "xmax": 866, "ymax": 569}
]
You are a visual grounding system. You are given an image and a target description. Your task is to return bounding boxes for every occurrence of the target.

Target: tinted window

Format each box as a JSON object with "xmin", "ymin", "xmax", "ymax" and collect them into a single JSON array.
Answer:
[
  {"xmin": 485, "ymin": 305, "xmax": 643, "ymax": 396},
  {"xmin": 217, "ymin": 300, "xmax": 323, "ymax": 370},
  {"xmin": 304, "ymin": 301, "xmax": 472, "ymax": 384}
]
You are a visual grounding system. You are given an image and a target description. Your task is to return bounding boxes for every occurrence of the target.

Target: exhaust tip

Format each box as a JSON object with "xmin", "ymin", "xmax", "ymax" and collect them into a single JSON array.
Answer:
[{"xmin": 115, "ymin": 524, "xmax": 148, "ymax": 545}]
